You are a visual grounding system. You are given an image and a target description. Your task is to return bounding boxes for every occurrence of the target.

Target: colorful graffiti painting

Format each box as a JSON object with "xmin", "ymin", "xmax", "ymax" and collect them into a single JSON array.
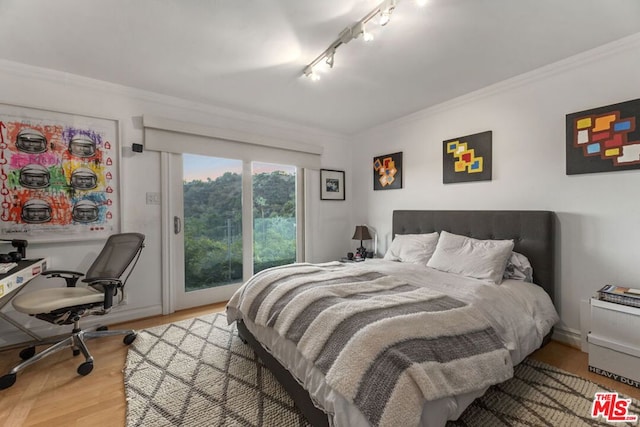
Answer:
[
  {"xmin": 443, "ymin": 131, "xmax": 492, "ymax": 184},
  {"xmin": 373, "ymin": 152, "xmax": 403, "ymax": 190},
  {"xmin": 0, "ymin": 105, "xmax": 119, "ymax": 242},
  {"xmin": 566, "ymin": 99, "xmax": 640, "ymax": 175}
]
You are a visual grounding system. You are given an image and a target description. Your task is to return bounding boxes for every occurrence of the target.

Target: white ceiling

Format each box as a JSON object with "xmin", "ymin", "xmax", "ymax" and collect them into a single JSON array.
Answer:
[{"xmin": 1, "ymin": 0, "xmax": 639, "ymax": 134}]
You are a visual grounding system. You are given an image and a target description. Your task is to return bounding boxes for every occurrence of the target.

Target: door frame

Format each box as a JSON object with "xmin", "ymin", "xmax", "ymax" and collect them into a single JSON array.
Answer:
[{"xmin": 161, "ymin": 152, "xmax": 173, "ymax": 314}]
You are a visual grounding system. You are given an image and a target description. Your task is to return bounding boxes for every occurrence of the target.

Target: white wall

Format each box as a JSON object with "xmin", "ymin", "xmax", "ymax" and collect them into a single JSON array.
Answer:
[
  {"xmin": 351, "ymin": 34, "xmax": 640, "ymax": 346},
  {"xmin": 4, "ymin": 34, "xmax": 639, "ymax": 348},
  {"xmin": 0, "ymin": 60, "xmax": 352, "ymax": 346}
]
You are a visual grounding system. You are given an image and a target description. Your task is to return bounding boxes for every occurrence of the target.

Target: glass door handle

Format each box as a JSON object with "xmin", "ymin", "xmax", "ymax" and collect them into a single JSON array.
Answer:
[{"xmin": 174, "ymin": 216, "xmax": 182, "ymax": 234}]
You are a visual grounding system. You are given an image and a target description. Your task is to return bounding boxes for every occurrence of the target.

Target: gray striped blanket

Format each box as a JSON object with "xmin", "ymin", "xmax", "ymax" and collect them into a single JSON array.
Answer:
[{"xmin": 227, "ymin": 263, "xmax": 513, "ymax": 427}]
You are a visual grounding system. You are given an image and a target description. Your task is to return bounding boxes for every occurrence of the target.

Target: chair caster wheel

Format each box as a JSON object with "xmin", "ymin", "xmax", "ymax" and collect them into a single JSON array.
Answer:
[
  {"xmin": 73, "ymin": 349, "xmax": 80, "ymax": 356},
  {"xmin": 0, "ymin": 373, "xmax": 17, "ymax": 390},
  {"xmin": 96, "ymin": 326, "xmax": 108, "ymax": 331},
  {"xmin": 77, "ymin": 361, "xmax": 93, "ymax": 376},
  {"xmin": 123, "ymin": 333, "xmax": 137, "ymax": 345},
  {"xmin": 19, "ymin": 347, "xmax": 36, "ymax": 360}
]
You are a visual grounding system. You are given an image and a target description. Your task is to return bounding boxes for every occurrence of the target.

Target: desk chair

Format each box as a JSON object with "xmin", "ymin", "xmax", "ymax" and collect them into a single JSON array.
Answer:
[{"xmin": 0, "ymin": 233, "xmax": 145, "ymax": 390}]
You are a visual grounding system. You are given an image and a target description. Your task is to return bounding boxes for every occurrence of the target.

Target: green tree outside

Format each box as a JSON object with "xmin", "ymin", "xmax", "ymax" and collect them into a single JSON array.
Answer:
[{"xmin": 184, "ymin": 170, "xmax": 296, "ymax": 291}]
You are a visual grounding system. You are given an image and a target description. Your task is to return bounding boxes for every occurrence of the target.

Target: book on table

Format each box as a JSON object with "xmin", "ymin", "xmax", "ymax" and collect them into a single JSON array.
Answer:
[
  {"xmin": 0, "ymin": 263, "xmax": 17, "ymax": 274},
  {"xmin": 597, "ymin": 284, "xmax": 640, "ymax": 308}
]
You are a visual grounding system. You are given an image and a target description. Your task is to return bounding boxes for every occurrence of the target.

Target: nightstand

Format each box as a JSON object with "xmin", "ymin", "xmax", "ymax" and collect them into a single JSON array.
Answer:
[{"xmin": 588, "ymin": 298, "xmax": 640, "ymax": 388}]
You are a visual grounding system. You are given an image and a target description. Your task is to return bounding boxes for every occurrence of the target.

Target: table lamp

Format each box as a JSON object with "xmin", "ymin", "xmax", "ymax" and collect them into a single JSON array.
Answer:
[{"xmin": 352, "ymin": 225, "xmax": 372, "ymax": 259}]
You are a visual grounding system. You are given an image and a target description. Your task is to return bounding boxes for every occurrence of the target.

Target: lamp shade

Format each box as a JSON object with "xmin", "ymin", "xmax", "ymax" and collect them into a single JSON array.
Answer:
[{"xmin": 352, "ymin": 225, "xmax": 372, "ymax": 241}]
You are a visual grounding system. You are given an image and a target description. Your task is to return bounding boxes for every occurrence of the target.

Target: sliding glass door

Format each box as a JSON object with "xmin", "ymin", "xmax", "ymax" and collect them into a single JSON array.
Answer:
[
  {"xmin": 169, "ymin": 154, "xmax": 244, "ymax": 309},
  {"xmin": 169, "ymin": 155, "xmax": 302, "ymax": 310},
  {"xmin": 252, "ymin": 162, "xmax": 297, "ymax": 273},
  {"xmin": 184, "ymin": 154, "xmax": 243, "ymax": 290}
]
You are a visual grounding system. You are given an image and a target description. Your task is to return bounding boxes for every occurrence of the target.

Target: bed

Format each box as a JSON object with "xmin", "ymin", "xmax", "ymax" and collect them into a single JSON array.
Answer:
[{"xmin": 226, "ymin": 210, "xmax": 559, "ymax": 427}]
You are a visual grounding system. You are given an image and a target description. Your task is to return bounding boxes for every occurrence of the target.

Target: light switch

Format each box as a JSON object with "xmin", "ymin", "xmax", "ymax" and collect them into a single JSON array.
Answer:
[{"xmin": 145, "ymin": 192, "xmax": 161, "ymax": 205}]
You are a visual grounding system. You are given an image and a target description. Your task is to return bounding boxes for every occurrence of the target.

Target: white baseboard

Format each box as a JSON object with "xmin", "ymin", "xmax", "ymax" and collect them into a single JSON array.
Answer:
[
  {"xmin": 553, "ymin": 325, "xmax": 583, "ymax": 350},
  {"xmin": 98, "ymin": 304, "xmax": 163, "ymax": 326},
  {"xmin": 0, "ymin": 304, "xmax": 162, "ymax": 348},
  {"xmin": 579, "ymin": 299, "xmax": 591, "ymax": 353}
]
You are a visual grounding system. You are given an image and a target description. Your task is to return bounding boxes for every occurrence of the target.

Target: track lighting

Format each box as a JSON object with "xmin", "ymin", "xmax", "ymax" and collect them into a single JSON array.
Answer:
[
  {"xmin": 352, "ymin": 21, "xmax": 374, "ymax": 42},
  {"xmin": 324, "ymin": 50, "xmax": 335, "ymax": 68},
  {"xmin": 303, "ymin": 0, "xmax": 411, "ymax": 80},
  {"xmin": 379, "ymin": 0, "xmax": 396, "ymax": 26},
  {"xmin": 363, "ymin": 28, "xmax": 374, "ymax": 42},
  {"xmin": 305, "ymin": 69, "xmax": 320, "ymax": 81},
  {"xmin": 303, "ymin": 47, "xmax": 335, "ymax": 81},
  {"xmin": 379, "ymin": 11, "xmax": 391, "ymax": 26}
]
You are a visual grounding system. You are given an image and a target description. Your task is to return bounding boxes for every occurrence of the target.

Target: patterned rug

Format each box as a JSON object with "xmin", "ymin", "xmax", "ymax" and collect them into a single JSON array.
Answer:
[{"xmin": 124, "ymin": 313, "xmax": 639, "ymax": 426}]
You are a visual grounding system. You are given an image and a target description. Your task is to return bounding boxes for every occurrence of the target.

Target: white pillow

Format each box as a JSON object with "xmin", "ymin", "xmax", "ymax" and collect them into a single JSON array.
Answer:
[
  {"xmin": 503, "ymin": 251, "xmax": 533, "ymax": 282},
  {"xmin": 383, "ymin": 232, "xmax": 439, "ymax": 265},
  {"xmin": 426, "ymin": 231, "xmax": 514, "ymax": 284}
]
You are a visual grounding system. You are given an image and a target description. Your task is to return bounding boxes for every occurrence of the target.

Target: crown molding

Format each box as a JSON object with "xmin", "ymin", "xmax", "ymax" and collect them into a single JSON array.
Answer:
[
  {"xmin": 0, "ymin": 59, "xmax": 349, "ymax": 145},
  {"xmin": 359, "ymin": 31, "xmax": 640, "ymax": 137}
]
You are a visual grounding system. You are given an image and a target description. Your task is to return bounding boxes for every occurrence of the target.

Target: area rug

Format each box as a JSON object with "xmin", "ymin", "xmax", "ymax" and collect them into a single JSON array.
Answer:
[{"xmin": 124, "ymin": 313, "xmax": 639, "ymax": 426}]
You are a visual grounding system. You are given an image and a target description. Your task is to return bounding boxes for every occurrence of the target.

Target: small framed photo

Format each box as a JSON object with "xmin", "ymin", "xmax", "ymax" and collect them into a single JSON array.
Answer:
[{"xmin": 320, "ymin": 169, "xmax": 345, "ymax": 200}]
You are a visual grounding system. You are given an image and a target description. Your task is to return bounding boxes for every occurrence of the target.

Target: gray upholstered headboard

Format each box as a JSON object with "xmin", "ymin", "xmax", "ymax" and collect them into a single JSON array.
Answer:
[{"xmin": 392, "ymin": 210, "xmax": 555, "ymax": 302}]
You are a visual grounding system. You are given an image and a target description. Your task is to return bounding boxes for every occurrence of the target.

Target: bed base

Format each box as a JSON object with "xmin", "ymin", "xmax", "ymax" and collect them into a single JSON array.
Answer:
[
  {"xmin": 238, "ymin": 320, "xmax": 553, "ymax": 427},
  {"xmin": 237, "ymin": 319, "xmax": 329, "ymax": 427}
]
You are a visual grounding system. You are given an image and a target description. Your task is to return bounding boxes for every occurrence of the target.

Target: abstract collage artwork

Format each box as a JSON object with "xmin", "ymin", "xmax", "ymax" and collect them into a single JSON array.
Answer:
[
  {"xmin": 442, "ymin": 131, "xmax": 492, "ymax": 184},
  {"xmin": 0, "ymin": 104, "xmax": 120, "ymax": 242},
  {"xmin": 566, "ymin": 98, "xmax": 640, "ymax": 175},
  {"xmin": 373, "ymin": 152, "xmax": 403, "ymax": 190}
]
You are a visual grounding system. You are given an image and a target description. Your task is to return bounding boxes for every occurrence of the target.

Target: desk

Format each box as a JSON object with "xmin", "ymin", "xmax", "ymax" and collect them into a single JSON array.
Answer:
[{"xmin": 0, "ymin": 258, "xmax": 48, "ymax": 342}]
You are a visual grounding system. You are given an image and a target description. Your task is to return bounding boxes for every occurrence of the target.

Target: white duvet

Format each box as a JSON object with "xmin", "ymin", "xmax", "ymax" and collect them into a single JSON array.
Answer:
[{"xmin": 226, "ymin": 259, "xmax": 559, "ymax": 427}]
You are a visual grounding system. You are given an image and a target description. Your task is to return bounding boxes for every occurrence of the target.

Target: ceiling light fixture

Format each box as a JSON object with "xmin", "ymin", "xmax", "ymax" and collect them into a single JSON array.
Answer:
[
  {"xmin": 324, "ymin": 49, "xmax": 335, "ymax": 68},
  {"xmin": 303, "ymin": 0, "xmax": 402, "ymax": 80},
  {"xmin": 352, "ymin": 21, "xmax": 374, "ymax": 43},
  {"xmin": 379, "ymin": 0, "xmax": 396, "ymax": 26},
  {"xmin": 362, "ymin": 26, "xmax": 374, "ymax": 42},
  {"xmin": 304, "ymin": 69, "xmax": 321, "ymax": 81}
]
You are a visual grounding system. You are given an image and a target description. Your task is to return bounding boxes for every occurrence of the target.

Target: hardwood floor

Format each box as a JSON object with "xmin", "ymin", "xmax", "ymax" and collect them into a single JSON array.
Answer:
[
  {"xmin": 531, "ymin": 340, "xmax": 640, "ymax": 401},
  {"xmin": 0, "ymin": 302, "xmax": 227, "ymax": 427},
  {"xmin": 1, "ymin": 305, "xmax": 638, "ymax": 426}
]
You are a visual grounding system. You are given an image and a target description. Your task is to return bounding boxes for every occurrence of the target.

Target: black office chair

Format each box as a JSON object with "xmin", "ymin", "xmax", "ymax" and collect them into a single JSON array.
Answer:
[{"xmin": 0, "ymin": 233, "xmax": 145, "ymax": 390}]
